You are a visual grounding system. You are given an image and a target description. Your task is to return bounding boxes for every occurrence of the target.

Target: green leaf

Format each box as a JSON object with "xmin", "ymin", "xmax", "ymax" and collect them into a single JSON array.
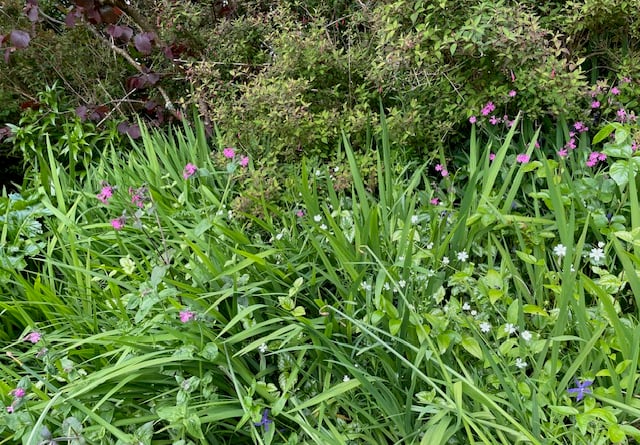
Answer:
[
  {"xmin": 461, "ymin": 336, "xmax": 483, "ymax": 359},
  {"xmin": 549, "ymin": 405, "xmax": 579, "ymax": 416},
  {"xmin": 609, "ymin": 160, "xmax": 630, "ymax": 188},
  {"xmin": 200, "ymin": 342, "xmax": 219, "ymax": 361}
]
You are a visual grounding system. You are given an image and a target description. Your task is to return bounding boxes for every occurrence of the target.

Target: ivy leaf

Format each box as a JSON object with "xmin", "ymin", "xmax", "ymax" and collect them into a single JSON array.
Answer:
[{"xmin": 10, "ymin": 30, "xmax": 30, "ymax": 49}]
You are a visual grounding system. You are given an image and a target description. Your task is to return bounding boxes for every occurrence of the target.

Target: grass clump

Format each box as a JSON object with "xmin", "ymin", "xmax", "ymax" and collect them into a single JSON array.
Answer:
[{"xmin": 2, "ymin": 110, "xmax": 640, "ymax": 444}]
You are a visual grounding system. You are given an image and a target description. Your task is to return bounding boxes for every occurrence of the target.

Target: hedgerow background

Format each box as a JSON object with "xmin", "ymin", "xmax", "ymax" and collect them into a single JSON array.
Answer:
[{"xmin": 2, "ymin": 0, "xmax": 640, "ymax": 168}]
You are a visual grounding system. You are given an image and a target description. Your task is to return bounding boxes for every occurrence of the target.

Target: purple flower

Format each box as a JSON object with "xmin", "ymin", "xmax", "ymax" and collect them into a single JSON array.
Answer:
[
  {"xmin": 179, "ymin": 310, "xmax": 196, "ymax": 323},
  {"xmin": 111, "ymin": 216, "xmax": 126, "ymax": 230},
  {"xmin": 223, "ymin": 147, "xmax": 235, "ymax": 159},
  {"xmin": 24, "ymin": 332, "xmax": 41, "ymax": 343},
  {"xmin": 296, "ymin": 210, "xmax": 305, "ymax": 217},
  {"xmin": 239, "ymin": 156, "xmax": 249, "ymax": 167},
  {"xmin": 481, "ymin": 101, "xmax": 495, "ymax": 116},
  {"xmin": 10, "ymin": 388, "xmax": 26, "ymax": 398},
  {"xmin": 508, "ymin": 90, "xmax": 517, "ymax": 97},
  {"xmin": 516, "ymin": 153, "xmax": 530, "ymax": 164},
  {"xmin": 591, "ymin": 100, "xmax": 600, "ymax": 109},
  {"xmin": 489, "ymin": 153, "xmax": 496, "ymax": 161},
  {"xmin": 610, "ymin": 86, "xmax": 620, "ymax": 95},
  {"xmin": 254, "ymin": 409, "xmax": 273, "ymax": 432},
  {"xmin": 469, "ymin": 115, "xmax": 477, "ymax": 124},
  {"xmin": 97, "ymin": 183, "xmax": 114, "ymax": 205},
  {"xmin": 567, "ymin": 380, "xmax": 593, "ymax": 401},
  {"xmin": 489, "ymin": 115, "xmax": 500, "ymax": 125},
  {"xmin": 183, "ymin": 163, "xmax": 198, "ymax": 179}
]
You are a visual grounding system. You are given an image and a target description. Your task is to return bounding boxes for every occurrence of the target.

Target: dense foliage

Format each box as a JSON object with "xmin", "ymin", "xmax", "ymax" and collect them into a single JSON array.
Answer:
[{"xmin": 1, "ymin": 0, "xmax": 640, "ymax": 165}]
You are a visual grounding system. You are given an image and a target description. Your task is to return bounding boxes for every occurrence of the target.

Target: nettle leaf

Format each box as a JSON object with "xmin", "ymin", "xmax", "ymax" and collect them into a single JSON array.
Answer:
[{"xmin": 10, "ymin": 30, "xmax": 30, "ymax": 49}]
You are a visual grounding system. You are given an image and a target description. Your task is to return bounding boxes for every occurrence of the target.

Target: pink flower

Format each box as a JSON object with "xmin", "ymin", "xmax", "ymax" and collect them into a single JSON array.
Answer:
[
  {"xmin": 586, "ymin": 159, "xmax": 597, "ymax": 167},
  {"xmin": 441, "ymin": 169, "xmax": 449, "ymax": 177},
  {"xmin": 239, "ymin": 156, "xmax": 249, "ymax": 167},
  {"xmin": 111, "ymin": 216, "xmax": 125, "ymax": 230},
  {"xmin": 516, "ymin": 154, "xmax": 530, "ymax": 164},
  {"xmin": 489, "ymin": 116, "xmax": 500, "ymax": 125},
  {"xmin": 24, "ymin": 332, "xmax": 41, "ymax": 343},
  {"xmin": 481, "ymin": 101, "xmax": 496, "ymax": 116},
  {"xmin": 469, "ymin": 115, "xmax": 477, "ymax": 124},
  {"xmin": 179, "ymin": 310, "xmax": 196, "ymax": 323},
  {"xmin": 573, "ymin": 122, "xmax": 588, "ymax": 133},
  {"xmin": 535, "ymin": 141, "xmax": 540, "ymax": 149},
  {"xmin": 435, "ymin": 164, "xmax": 443, "ymax": 172},
  {"xmin": 96, "ymin": 184, "xmax": 114, "ymax": 205},
  {"xmin": 6, "ymin": 405, "xmax": 14, "ymax": 413},
  {"xmin": 508, "ymin": 90, "xmax": 516, "ymax": 97},
  {"xmin": 223, "ymin": 147, "xmax": 235, "ymax": 159},
  {"xmin": 557, "ymin": 149, "xmax": 568, "ymax": 157},
  {"xmin": 10, "ymin": 388, "xmax": 26, "ymax": 398},
  {"xmin": 617, "ymin": 108, "xmax": 627, "ymax": 122},
  {"xmin": 598, "ymin": 153, "xmax": 607, "ymax": 161},
  {"xmin": 489, "ymin": 153, "xmax": 496, "ymax": 161},
  {"xmin": 591, "ymin": 100, "xmax": 600, "ymax": 108},
  {"xmin": 610, "ymin": 86, "xmax": 620, "ymax": 95},
  {"xmin": 296, "ymin": 210, "xmax": 305, "ymax": 217},
  {"xmin": 182, "ymin": 163, "xmax": 198, "ymax": 179},
  {"xmin": 430, "ymin": 198, "xmax": 440, "ymax": 205},
  {"xmin": 566, "ymin": 138, "xmax": 577, "ymax": 150},
  {"xmin": 129, "ymin": 186, "xmax": 148, "ymax": 208}
]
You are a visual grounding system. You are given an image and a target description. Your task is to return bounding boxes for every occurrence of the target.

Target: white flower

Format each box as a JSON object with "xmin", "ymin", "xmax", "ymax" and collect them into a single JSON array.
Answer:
[
  {"xmin": 553, "ymin": 244, "xmax": 567, "ymax": 258},
  {"xmin": 462, "ymin": 302, "xmax": 471, "ymax": 311},
  {"xmin": 598, "ymin": 241, "xmax": 605, "ymax": 248},
  {"xmin": 360, "ymin": 282, "xmax": 372, "ymax": 291},
  {"xmin": 589, "ymin": 246, "xmax": 605, "ymax": 264},
  {"xmin": 426, "ymin": 242, "xmax": 434, "ymax": 250},
  {"xmin": 442, "ymin": 256, "xmax": 450, "ymax": 266},
  {"xmin": 411, "ymin": 215, "xmax": 419, "ymax": 224},
  {"xmin": 520, "ymin": 330, "xmax": 532, "ymax": 341},
  {"xmin": 275, "ymin": 232, "xmax": 284, "ymax": 241},
  {"xmin": 258, "ymin": 343, "xmax": 268, "ymax": 354},
  {"xmin": 120, "ymin": 256, "xmax": 136, "ymax": 275},
  {"xmin": 457, "ymin": 251, "xmax": 469, "ymax": 262},
  {"xmin": 398, "ymin": 280, "xmax": 406, "ymax": 288},
  {"xmin": 470, "ymin": 310, "xmax": 477, "ymax": 317},
  {"xmin": 479, "ymin": 321, "xmax": 491, "ymax": 333},
  {"xmin": 314, "ymin": 214, "xmax": 322, "ymax": 222},
  {"xmin": 515, "ymin": 357, "xmax": 527, "ymax": 369},
  {"xmin": 343, "ymin": 375, "xmax": 350, "ymax": 382},
  {"xmin": 383, "ymin": 282, "xmax": 391, "ymax": 291},
  {"xmin": 504, "ymin": 323, "xmax": 517, "ymax": 335},
  {"xmin": 320, "ymin": 224, "xmax": 328, "ymax": 230}
]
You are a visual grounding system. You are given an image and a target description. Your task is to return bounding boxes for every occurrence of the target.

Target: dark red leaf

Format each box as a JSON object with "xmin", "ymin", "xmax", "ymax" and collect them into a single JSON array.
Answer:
[
  {"xmin": 117, "ymin": 121, "xmax": 129, "ymax": 134},
  {"xmin": 25, "ymin": 4, "xmax": 39, "ymax": 22},
  {"xmin": 65, "ymin": 11, "xmax": 77, "ymax": 27},
  {"xmin": 10, "ymin": 30, "xmax": 30, "ymax": 49},
  {"xmin": 107, "ymin": 25, "xmax": 133, "ymax": 41},
  {"xmin": 75, "ymin": 0, "xmax": 95, "ymax": 8},
  {"xmin": 134, "ymin": 32, "xmax": 156, "ymax": 55},
  {"xmin": 86, "ymin": 7, "xmax": 102, "ymax": 24},
  {"xmin": 0, "ymin": 126, "xmax": 11, "ymax": 142},
  {"xmin": 20, "ymin": 100, "xmax": 41, "ymax": 110},
  {"xmin": 127, "ymin": 124, "xmax": 141, "ymax": 139},
  {"xmin": 75, "ymin": 105, "xmax": 89, "ymax": 121},
  {"xmin": 99, "ymin": 5, "xmax": 123, "ymax": 24}
]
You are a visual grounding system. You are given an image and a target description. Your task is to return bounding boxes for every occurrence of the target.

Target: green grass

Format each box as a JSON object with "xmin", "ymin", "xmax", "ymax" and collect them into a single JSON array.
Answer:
[{"xmin": 2, "ymin": 113, "xmax": 640, "ymax": 444}]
